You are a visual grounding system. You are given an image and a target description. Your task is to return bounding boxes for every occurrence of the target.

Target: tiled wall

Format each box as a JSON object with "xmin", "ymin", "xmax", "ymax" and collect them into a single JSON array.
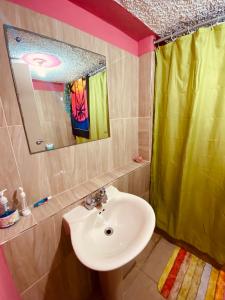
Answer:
[
  {"xmin": 0, "ymin": 0, "xmax": 139, "ymax": 206},
  {"xmin": 138, "ymin": 52, "xmax": 155, "ymax": 161},
  {"xmin": 2, "ymin": 163, "xmax": 150, "ymax": 300},
  {"xmin": 0, "ymin": 0, "xmax": 155, "ymax": 299}
]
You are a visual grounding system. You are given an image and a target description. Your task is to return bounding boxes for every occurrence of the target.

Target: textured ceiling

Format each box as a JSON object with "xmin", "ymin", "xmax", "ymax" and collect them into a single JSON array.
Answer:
[
  {"xmin": 5, "ymin": 26, "xmax": 106, "ymax": 83},
  {"xmin": 116, "ymin": 0, "xmax": 225, "ymax": 38}
]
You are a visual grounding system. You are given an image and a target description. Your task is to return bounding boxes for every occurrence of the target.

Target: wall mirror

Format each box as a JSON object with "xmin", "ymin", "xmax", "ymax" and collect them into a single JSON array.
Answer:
[{"xmin": 4, "ymin": 25, "xmax": 110, "ymax": 154}]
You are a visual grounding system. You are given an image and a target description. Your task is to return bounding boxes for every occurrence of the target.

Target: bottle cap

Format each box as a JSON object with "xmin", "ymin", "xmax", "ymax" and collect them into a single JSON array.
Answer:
[
  {"xmin": 18, "ymin": 187, "xmax": 26, "ymax": 198},
  {"xmin": 0, "ymin": 189, "xmax": 7, "ymax": 197}
]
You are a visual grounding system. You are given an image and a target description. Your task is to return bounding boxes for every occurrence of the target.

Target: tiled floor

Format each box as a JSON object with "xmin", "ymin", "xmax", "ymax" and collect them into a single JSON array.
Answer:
[{"xmin": 122, "ymin": 233, "xmax": 176, "ymax": 300}]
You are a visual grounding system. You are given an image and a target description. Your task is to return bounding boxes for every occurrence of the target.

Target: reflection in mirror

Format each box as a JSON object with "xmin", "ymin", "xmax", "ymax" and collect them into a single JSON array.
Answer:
[{"xmin": 4, "ymin": 25, "xmax": 110, "ymax": 154}]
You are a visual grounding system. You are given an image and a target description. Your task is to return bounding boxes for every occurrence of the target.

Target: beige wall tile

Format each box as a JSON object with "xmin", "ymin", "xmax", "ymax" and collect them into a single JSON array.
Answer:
[
  {"xmin": 110, "ymin": 119, "xmax": 126, "ymax": 168},
  {"xmin": 124, "ymin": 118, "xmax": 139, "ymax": 162},
  {"xmin": 31, "ymin": 197, "xmax": 63, "ymax": 223},
  {"xmin": 0, "ymin": 97, "xmax": 6, "ymax": 128},
  {"xmin": 86, "ymin": 138, "xmax": 113, "ymax": 180},
  {"xmin": 8, "ymin": 126, "xmax": 51, "ymax": 205},
  {"xmin": 112, "ymin": 175, "xmax": 129, "ymax": 192},
  {"xmin": 0, "ymin": 214, "xmax": 37, "ymax": 245},
  {"xmin": 0, "ymin": 127, "xmax": 21, "ymax": 204},
  {"xmin": 106, "ymin": 44, "xmax": 126, "ymax": 66},
  {"xmin": 71, "ymin": 180, "xmax": 100, "ymax": 201},
  {"xmin": 53, "ymin": 189, "xmax": 77, "ymax": 208},
  {"xmin": 107, "ymin": 55, "xmax": 139, "ymax": 119},
  {"xmin": 21, "ymin": 252, "xmax": 93, "ymax": 300},
  {"xmin": 91, "ymin": 172, "xmax": 118, "ymax": 188},
  {"xmin": 99, "ymin": 138, "xmax": 113, "ymax": 174},
  {"xmin": 128, "ymin": 164, "xmax": 150, "ymax": 198},
  {"xmin": 112, "ymin": 164, "xmax": 150, "ymax": 198},
  {"xmin": 3, "ymin": 217, "xmax": 58, "ymax": 293},
  {"xmin": 86, "ymin": 140, "xmax": 102, "ymax": 179},
  {"xmin": 45, "ymin": 143, "xmax": 87, "ymax": 195},
  {"xmin": 138, "ymin": 117, "xmax": 151, "ymax": 160},
  {"xmin": 139, "ymin": 52, "xmax": 155, "ymax": 118}
]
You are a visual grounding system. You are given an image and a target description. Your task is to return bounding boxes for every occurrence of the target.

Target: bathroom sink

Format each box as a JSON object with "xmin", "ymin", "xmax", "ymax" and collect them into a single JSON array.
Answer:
[{"xmin": 63, "ymin": 186, "xmax": 155, "ymax": 271}]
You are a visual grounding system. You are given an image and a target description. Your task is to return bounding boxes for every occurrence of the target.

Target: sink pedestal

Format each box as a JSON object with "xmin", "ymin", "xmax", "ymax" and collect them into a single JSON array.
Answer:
[{"xmin": 99, "ymin": 267, "xmax": 123, "ymax": 300}]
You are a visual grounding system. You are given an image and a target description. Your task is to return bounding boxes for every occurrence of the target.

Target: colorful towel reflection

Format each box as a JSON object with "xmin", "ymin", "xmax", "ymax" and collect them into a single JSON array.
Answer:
[{"xmin": 70, "ymin": 77, "xmax": 90, "ymax": 138}]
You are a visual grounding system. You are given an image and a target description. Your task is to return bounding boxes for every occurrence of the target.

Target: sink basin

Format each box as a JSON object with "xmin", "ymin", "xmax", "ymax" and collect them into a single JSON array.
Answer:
[{"xmin": 63, "ymin": 186, "xmax": 155, "ymax": 271}]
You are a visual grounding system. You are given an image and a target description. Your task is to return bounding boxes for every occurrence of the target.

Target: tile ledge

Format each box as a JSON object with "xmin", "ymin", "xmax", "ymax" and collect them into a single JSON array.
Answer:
[{"xmin": 0, "ymin": 160, "xmax": 150, "ymax": 244}]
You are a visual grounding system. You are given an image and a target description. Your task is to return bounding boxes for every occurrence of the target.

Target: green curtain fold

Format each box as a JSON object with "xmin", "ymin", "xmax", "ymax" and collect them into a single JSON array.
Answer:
[
  {"xmin": 151, "ymin": 24, "xmax": 225, "ymax": 265},
  {"xmin": 76, "ymin": 70, "xmax": 109, "ymax": 144}
]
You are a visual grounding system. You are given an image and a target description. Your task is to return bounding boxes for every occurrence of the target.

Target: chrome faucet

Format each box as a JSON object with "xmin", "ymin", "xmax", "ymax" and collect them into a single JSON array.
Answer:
[{"xmin": 84, "ymin": 187, "xmax": 108, "ymax": 210}]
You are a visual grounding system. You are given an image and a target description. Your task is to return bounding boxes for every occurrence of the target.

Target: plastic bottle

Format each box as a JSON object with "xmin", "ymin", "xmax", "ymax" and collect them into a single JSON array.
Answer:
[
  {"xmin": 18, "ymin": 187, "xmax": 31, "ymax": 217},
  {"xmin": 0, "ymin": 189, "xmax": 9, "ymax": 215}
]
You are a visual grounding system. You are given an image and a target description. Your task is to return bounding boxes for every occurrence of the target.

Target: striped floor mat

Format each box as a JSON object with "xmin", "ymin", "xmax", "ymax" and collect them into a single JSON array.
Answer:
[{"xmin": 158, "ymin": 247, "xmax": 225, "ymax": 299}]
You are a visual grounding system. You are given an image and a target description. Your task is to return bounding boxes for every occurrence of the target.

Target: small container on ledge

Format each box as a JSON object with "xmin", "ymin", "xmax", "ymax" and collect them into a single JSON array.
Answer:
[
  {"xmin": 0, "ymin": 189, "xmax": 20, "ymax": 228},
  {"xmin": 18, "ymin": 187, "xmax": 31, "ymax": 217}
]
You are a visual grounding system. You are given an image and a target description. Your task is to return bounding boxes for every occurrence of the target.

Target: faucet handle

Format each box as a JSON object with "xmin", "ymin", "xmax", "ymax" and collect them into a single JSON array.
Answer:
[
  {"xmin": 84, "ymin": 196, "xmax": 95, "ymax": 210},
  {"xmin": 99, "ymin": 187, "xmax": 106, "ymax": 196},
  {"xmin": 86, "ymin": 196, "xmax": 93, "ymax": 205},
  {"xmin": 100, "ymin": 187, "xmax": 107, "ymax": 203}
]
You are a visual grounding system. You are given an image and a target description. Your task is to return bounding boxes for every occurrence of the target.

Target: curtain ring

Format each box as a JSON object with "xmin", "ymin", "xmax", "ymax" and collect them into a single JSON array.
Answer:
[
  {"xmin": 187, "ymin": 26, "xmax": 190, "ymax": 34},
  {"xmin": 216, "ymin": 16, "xmax": 220, "ymax": 25},
  {"xmin": 171, "ymin": 33, "xmax": 175, "ymax": 41},
  {"xmin": 210, "ymin": 20, "xmax": 214, "ymax": 30}
]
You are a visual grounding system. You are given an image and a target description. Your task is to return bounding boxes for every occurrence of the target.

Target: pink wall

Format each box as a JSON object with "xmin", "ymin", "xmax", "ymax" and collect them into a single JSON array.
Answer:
[
  {"xmin": 7, "ymin": 0, "xmax": 154, "ymax": 56},
  {"xmin": 32, "ymin": 80, "xmax": 64, "ymax": 92},
  {"xmin": 0, "ymin": 246, "xmax": 21, "ymax": 300},
  {"xmin": 138, "ymin": 36, "xmax": 155, "ymax": 56}
]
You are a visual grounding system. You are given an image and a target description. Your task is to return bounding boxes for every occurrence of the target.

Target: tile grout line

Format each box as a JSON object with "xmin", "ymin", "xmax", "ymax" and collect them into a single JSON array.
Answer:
[
  {"xmin": 140, "ymin": 268, "xmax": 159, "ymax": 284},
  {"xmin": 0, "ymin": 97, "xmax": 23, "ymax": 188},
  {"xmin": 6, "ymin": 124, "xmax": 23, "ymax": 128},
  {"xmin": 1, "ymin": 161, "xmax": 150, "ymax": 242},
  {"xmin": 139, "ymin": 236, "xmax": 162, "ymax": 284},
  {"xmin": 0, "ymin": 97, "xmax": 39, "ymax": 225},
  {"xmin": 20, "ymin": 270, "xmax": 50, "ymax": 296}
]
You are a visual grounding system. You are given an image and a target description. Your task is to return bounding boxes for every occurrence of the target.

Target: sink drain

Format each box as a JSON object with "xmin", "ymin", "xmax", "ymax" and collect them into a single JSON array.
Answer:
[{"xmin": 104, "ymin": 227, "xmax": 114, "ymax": 236}]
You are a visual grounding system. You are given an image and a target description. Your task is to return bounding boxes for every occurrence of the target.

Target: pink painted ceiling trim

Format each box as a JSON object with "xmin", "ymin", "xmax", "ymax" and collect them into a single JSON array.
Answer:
[
  {"xmin": 32, "ymin": 80, "xmax": 64, "ymax": 92},
  {"xmin": 6, "ymin": 0, "xmax": 155, "ymax": 56},
  {"xmin": 69, "ymin": 0, "xmax": 154, "ymax": 41},
  {"xmin": 138, "ymin": 36, "xmax": 155, "ymax": 56}
]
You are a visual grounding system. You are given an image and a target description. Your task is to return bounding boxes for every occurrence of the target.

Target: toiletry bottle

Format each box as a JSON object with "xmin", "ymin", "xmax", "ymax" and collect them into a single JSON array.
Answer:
[
  {"xmin": 0, "ymin": 189, "xmax": 9, "ymax": 216},
  {"xmin": 18, "ymin": 187, "xmax": 31, "ymax": 216}
]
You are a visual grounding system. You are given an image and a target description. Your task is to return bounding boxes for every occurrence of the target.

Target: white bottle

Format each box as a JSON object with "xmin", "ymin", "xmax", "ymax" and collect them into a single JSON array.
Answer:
[
  {"xmin": 18, "ymin": 187, "xmax": 31, "ymax": 217},
  {"xmin": 0, "ymin": 189, "xmax": 9, "ymax": 215}
]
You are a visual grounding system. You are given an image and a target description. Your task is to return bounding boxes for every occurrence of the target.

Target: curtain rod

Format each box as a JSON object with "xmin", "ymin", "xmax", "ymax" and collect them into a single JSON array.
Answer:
[
  {"xmin": 88, "ymin": 66, "xmax": 106, "ymax": 77},
  {"xmin": 154, "ymin": 14, "xmax": 225, "ymax": 45}
]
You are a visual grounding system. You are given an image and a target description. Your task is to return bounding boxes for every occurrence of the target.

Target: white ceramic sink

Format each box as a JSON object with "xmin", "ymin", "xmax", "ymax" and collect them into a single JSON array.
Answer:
[{"xmin": 63, "ymin": 186, "xmax": 155, "ymax": 271}]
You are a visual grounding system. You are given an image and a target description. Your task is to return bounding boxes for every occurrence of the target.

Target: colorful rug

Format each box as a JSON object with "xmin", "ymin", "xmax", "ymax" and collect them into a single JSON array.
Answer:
[{"xmin": 158, "ymin": 247, "xmax": 225, "ymax": 299}]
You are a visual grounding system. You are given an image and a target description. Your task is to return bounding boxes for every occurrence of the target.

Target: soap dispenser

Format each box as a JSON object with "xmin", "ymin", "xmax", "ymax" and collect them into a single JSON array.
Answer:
[
  {"xmin": 0, "ymin": 189, "xmax": 9, "ymax": 216},
  {"xmin": 18, "ymin": 187, "xmax": 31, "ymax": 216}
]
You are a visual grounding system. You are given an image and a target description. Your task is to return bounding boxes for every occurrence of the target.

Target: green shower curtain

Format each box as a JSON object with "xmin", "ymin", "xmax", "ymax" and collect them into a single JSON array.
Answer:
[
  {"xmin": 151, "ymin": 24, "xmax": 225, "ymax": 265},
  {"xmin": 76, "ymin": 70, "xmax": 109, "ymax": 144}
]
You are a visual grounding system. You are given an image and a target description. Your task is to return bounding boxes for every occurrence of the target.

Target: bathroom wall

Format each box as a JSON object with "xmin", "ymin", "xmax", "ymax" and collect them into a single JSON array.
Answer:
[
  {"xmin": 139, "ymin": 51, "xmax": 155, "ymax": 161},
  {"xmin": 0, "ymin": 0, "xmax": 139, "ymax": 206},
  {"xmin": 0, "ymin": 0, "xmax": 155, "ymax": 299},
  {"xmin": 2, "ymin": 163, "xmax": 150, "ymax": 300}
]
